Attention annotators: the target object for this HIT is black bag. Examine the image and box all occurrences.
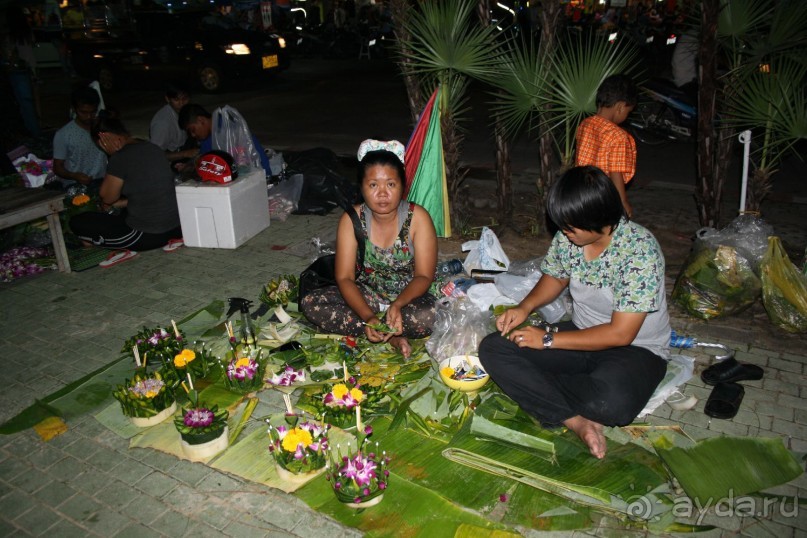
[298,206,365,303]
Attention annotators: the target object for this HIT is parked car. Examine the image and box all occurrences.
[68,7,289,93]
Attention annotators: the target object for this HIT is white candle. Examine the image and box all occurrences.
[133,344,141,367]
[186,373,194,391]
[171,320,180,338]
[343,361,348,382]
[356,406,362,431]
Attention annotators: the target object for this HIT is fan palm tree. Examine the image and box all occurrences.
[696,0,807,226]
[391,0,502,234]
[487,32,638,226]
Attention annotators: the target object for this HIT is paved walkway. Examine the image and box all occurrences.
[1,178,806,536]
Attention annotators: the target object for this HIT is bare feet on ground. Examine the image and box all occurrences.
[388,336,412,359]
[563,415,607,459]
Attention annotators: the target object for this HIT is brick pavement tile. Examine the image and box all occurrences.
[150,509,195,536]
[0,519,19,537]
[738,518,796,537]
[128,447,180,473]
[82,447,124,474]
[0,455,30,483]
[194,472,244,493]
[184,521,232,538]
[83,509,136,537]
[134,471,181,499]
[778,394,807,413]
[161,483,210,513]
[13,505,67,536]
[223,513,285,538]
[109,459,154,487]
[121,495,170,526]
[772,418,807,440]
[0,489,37,520]
[94,480,143,510]
[743,385,777,404]
[166,460,213,487]
[755,401,795,422]
[39,518,93,538]
[56,492,104,524]
[31,480,77,508]
[764,378,801,398]
[111,522,163,538]
[13,467,54,495]
[254,496,307,532]
[25,444,67,472]
[197,502,238,530]
[768,356,802,375]
[93,429,132,452]
[62,438,101,462]
[71,469,118,497]
[707,418,750,437]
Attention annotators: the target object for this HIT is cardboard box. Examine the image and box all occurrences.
[176,169,270,249]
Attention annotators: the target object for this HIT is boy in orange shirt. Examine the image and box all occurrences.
[575,74,638,217]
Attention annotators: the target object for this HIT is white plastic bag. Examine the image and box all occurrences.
[467,283,515,311]
[211,105,261,171]
[426,296,496,364]
[493,270,571,323]
[462,227,510,274]
[268,173,303,222]
[636,354,695,418]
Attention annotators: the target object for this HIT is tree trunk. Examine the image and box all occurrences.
[441,111,469,234]
[535,0,563,231]
[389,0,424,122]
[477,0,513,226]
[746,168,773,213]
[695,0,724,228]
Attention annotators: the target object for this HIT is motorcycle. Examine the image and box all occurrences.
[628,78,697,145]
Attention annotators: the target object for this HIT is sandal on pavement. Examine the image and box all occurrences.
[99,249,138,268]
[704,382,745,420]
[701,357,764,386]
[163,238,184,252]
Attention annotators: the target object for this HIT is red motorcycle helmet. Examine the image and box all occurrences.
[196,150,239,184]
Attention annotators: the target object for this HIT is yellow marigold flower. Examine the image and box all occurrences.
[235,357,252,369]
[331,383,349,400]
[281,427,313,452]
[440,367,454,378]
[72,193,90,206]
[173,349,196,368]
[144,390,158,398]
[349,387,364,402]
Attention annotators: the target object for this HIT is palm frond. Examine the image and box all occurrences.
[717,0,771,40]
[402,0,502,80]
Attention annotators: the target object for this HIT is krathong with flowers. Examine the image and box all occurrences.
[267,416,330,477]
[121,323,186,369]
[266,364,306,388]
[326,423,390,508]
[172,341,219,379]
[112,371,176,426]
[316,363,381,428]
[174,375,229,446]
[223,349,267,394]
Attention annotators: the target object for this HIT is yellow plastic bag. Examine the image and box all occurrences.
[760,236,807,333]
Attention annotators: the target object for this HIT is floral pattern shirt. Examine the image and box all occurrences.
[541,218,671,358]
[356,201,438,305]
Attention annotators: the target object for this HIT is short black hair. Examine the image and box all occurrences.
[596,74,638,108]
[177,103,211,129]
[165,81,190,99]
[90,116,129,142]
[546,165,625,232]
[357,150,406,186]
[72,86,101,108]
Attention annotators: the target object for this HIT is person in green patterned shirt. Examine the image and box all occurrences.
[479,166,670,459]
[300,139,438,358]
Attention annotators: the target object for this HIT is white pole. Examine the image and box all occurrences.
[738,130,752,213]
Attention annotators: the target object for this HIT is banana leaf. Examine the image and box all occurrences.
[652,434,803,502]
[442,397,672,520]
[177,299,226,340]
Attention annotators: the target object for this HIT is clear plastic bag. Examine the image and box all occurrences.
[425,296,496,366]
[760,236,807,333]
[267,173,303,222]
[210,105,261,171]
[637,354,695,418]
[493,265,571,323]
[671,214,769,319]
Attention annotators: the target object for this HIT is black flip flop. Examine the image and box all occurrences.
[700,358,764,386]
[704,382,745,419]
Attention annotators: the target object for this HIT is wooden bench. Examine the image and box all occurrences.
[0,187,71,273]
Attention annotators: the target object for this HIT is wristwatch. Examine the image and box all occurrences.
[542,332,554,349]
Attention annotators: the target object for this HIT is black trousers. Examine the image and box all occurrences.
[478,323,667,427]
[70,212,182,251]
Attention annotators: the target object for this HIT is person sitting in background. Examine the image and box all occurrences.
[177,103,271,176]
[300,139,439,358]
[149,82,198,170]
[70,116,182,252]
[574,74,638,217]
[52,86,107,188]
[479,166,670,460]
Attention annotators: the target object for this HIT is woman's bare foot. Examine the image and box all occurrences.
[388,336,412,359]
[563,415,607,459]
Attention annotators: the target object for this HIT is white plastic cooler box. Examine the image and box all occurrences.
[175,169,270,249]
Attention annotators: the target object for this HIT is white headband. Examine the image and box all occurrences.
[357,139,405,164]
